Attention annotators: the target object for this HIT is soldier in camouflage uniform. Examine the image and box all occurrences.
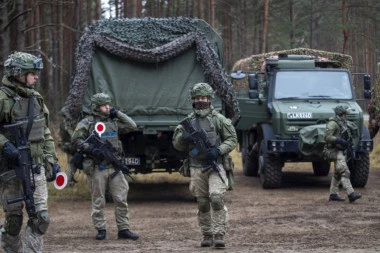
[324,105,362,203]
[0,52,60,252]
[71,93,139,241]
[172,83,237,248]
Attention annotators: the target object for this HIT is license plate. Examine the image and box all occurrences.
[125,157,140,165]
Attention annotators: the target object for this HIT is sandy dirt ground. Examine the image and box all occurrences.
[36,156,380,253]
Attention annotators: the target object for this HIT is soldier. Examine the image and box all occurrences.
[0,51,60,252]
[172,83,237,248]
[71,93,139,241]
[324,105,362,203]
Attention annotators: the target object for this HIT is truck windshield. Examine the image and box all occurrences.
[274,71,352,100]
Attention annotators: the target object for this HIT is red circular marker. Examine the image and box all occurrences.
[95,122,106,136]
[54,172,67,190]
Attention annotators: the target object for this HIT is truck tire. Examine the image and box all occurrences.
[259,141,282,189]
[312,161,330,176]
[242,148,259,177]
[349,152,370,188]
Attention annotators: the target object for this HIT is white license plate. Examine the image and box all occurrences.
[125,157,140,165]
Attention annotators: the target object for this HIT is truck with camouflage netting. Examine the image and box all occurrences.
[231,48,373,189]
[59,17,239,175]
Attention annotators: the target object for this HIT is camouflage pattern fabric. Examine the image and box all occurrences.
[60,17,240,144]
[232,48,353,89]
[190,167,228,235]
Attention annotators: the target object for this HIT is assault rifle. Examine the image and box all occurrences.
[180,118,225,184]
[4,122,36,219]
[85,131,133,180]
[345,137,356,169]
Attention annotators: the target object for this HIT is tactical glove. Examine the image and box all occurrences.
[110,108,119,119]
[46,163,61,182]
[3,141,20,165]
[182,132,194,142]
[336,137,349,148]
[206,148,220,161]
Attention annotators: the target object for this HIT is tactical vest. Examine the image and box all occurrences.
[88,115,121,152]
[331,116,351,150]
[0,86,45,142]
[188,112,221,166]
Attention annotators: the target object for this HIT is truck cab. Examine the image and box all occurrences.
[233,54,373,188]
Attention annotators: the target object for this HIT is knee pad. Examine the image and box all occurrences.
[342,169,351,178]
[4,214,23,236]
[29,210,50,235]
[210,193,224,211]
[197,197,210,213]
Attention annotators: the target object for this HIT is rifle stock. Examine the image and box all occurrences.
[4,122,36,218]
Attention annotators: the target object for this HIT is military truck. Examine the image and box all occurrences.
[231,48,373,189]
[59,17,239,174]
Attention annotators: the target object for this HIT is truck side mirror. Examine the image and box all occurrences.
[248,74,258,90]
[363,90,371,99]
[364,74,371,90]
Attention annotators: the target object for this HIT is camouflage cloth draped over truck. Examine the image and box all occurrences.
[368,62,380,138]
[60,17,239,174]
[231,48,372,189]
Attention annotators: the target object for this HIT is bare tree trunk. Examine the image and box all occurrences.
[95,0,101,19]
[198,0,204,20]
[209,0,215,27]
[262,0,269,53]
[342,0,348,53]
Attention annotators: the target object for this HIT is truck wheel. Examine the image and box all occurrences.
[312,161,330,176]
[349,152,370,188]
[259,140,282,189]
[242,148,259,177]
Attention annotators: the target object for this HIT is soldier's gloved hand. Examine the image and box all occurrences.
[47,163,61,182]
[182,132,194,142]
[3,141,20,165]
[109,108,119,119]
[91,148,105,161]
[206,148,220,161]
[336,137,349,148]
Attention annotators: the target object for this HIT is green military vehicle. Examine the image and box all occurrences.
[59,17,239,174]
[231,49,373,189]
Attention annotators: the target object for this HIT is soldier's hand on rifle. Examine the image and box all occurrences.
[3,141,20,165]
[182,131,194,142]
[206,148,220,161]
[110,108,119,119]
[336,137,349,148]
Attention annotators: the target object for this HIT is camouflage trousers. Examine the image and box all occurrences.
[326,149,355,195]
[87,166,130,231]
[0,166,48,253]
[189,164,228,236]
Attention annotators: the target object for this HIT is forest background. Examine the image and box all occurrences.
[0,0,379,126]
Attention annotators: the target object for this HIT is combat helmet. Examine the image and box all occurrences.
[4,51,43,77]
[334,105,349,115]
[190,83,214,99]
[91,93,111,108]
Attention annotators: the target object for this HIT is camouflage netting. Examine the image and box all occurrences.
[368,62,380,138]
[231,48,353,88]
[60,17,239,145]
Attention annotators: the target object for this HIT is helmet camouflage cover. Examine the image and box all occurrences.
[190,82,214,99]
[334,105,348,115]
[4,51,43,77]
[91,93,111,107]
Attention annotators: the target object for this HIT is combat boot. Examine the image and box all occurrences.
[96,229,106,240]
[329,194,345,201]
[118,229,139,240]
[214,234,225,248]
[348,192,361,203]
[201,235,213,247]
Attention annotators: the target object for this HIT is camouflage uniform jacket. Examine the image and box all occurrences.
[0,76,57,171]
[172,106,237,164]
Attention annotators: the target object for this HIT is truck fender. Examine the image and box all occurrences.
[260,123,275,153]
[361,124,371,140]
